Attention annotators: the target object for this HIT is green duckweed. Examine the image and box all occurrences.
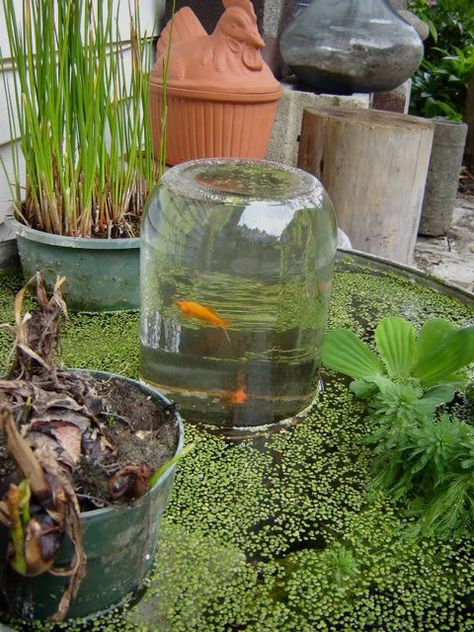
[0,259,473,631]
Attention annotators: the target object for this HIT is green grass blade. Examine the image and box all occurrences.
[148,442,195,488]
[2,0,159,237]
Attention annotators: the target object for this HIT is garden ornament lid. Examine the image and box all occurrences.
[150,0,282,100]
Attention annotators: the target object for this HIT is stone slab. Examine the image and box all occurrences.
[266,84,370,166]
[414,195,474,293]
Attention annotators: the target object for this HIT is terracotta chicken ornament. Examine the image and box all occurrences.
[156,0,271,87]
[149,0,282,163]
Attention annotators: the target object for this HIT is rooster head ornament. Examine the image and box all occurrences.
[154,0,278,90]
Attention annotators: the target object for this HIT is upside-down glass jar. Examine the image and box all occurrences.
[140,159,337,431]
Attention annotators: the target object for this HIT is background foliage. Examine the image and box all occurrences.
[408,0,474,121]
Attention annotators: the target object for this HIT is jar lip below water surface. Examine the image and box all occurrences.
[160,158,324,204]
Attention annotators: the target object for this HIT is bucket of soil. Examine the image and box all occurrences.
[0,276,185,623]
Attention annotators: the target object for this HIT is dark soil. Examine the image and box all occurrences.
[0,371,180,512]
[459,167,474,197]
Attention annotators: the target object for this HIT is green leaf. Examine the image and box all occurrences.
[374,317,416,377]
[412,319,454,378]
[148,442,195,488]
[422,384,457,407]
[321,329,383,379]
[349,378,378,399]
[412,324,474,387]
[413,319,454,361]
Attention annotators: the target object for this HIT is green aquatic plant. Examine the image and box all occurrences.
[1,265,474,630]
[322,316,474,538]
[321,316,474,406]
[369,413,474,539]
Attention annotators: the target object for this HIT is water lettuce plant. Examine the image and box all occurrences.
[322,316,474,537]
[321,316,474,405]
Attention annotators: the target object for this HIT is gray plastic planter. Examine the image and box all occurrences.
[14,221,140,312]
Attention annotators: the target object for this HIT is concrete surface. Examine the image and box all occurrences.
[414,191,474,293]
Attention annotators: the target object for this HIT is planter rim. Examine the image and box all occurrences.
[429,117,469,127]
[13,219,140,250]
[68,368,184,521]
[150,79,282,103]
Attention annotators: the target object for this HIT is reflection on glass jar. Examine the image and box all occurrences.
[140,159,337,429]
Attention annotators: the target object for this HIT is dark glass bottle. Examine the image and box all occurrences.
[279,0,424,94]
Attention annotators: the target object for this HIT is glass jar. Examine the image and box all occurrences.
[279,0,424,94]
[140,159,337,430]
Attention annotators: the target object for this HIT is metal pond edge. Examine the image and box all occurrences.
[337,247,474,307]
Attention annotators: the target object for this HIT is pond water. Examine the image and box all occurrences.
[0,255,473,631]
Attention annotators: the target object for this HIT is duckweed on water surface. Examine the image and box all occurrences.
[0,259,473,631]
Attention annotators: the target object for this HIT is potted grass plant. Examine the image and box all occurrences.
[1,0,166,311]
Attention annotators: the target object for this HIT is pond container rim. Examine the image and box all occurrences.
[337,247,474,307]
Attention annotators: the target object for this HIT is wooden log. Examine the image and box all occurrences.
[298,106,434,263]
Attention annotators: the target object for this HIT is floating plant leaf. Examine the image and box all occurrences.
[422,384,457,406]
[349,378,378,399]
[412,324,474,387]
[374,317,415,378]
[321,329,383,379]
[413,319,455,364]
[324,317,474,395]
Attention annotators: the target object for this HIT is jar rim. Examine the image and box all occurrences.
[160,158,323,203]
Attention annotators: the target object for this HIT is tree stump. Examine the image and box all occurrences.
[298,107,434,263]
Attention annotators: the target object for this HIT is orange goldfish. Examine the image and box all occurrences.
[225,386,247,405]
[225,368,247,405]
[175,300,230,341]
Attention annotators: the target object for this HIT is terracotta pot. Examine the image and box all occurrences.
[149,0,282,165]
[149,85,280,165]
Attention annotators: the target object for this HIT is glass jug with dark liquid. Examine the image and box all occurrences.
[279,0,424,94]
[140,159,337,430]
